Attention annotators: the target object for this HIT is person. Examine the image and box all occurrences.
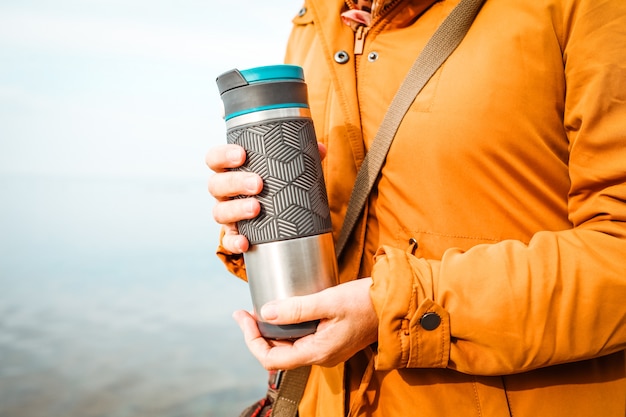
[206,0,626,415]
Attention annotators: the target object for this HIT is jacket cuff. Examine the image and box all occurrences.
[370,245,450,370]
[216,227,248,281]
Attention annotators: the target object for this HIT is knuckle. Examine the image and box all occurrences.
[291,300,304,323]
[208,172,248,199]
[212,171,259,198]
[316,352,332,366]
[207,174,221,198]
[226,172,241,193]
[212,203,224,223]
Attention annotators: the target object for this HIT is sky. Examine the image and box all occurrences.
[0,5,298,411]
[0,0,297,179]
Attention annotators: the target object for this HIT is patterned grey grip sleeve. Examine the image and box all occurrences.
[226,118,333,245]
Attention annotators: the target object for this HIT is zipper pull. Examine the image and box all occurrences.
[354,25,370,55]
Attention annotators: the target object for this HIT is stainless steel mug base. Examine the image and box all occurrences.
[257,320,320,340]
[244,232,338,339]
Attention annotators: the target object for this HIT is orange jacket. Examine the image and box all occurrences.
[218,0,626,415]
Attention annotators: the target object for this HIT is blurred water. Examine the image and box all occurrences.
[0,173,267,417]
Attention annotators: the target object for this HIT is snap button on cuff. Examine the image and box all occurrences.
[334,50,350,64]
[298,7,307,17]
[420,312,441,331]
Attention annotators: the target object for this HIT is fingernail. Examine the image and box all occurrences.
[261,303,278,321]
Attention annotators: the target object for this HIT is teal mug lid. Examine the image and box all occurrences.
[239,65,304,83]
[216,64,308,121]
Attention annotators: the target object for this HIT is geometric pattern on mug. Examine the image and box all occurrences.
[227,119,332,244]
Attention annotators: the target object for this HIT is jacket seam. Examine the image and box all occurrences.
[502,376,515,417]
[405,270,417,367]
[400,315,408,367]
[440,310,446,366]
[471,378,483,417]
[399,227,503,243]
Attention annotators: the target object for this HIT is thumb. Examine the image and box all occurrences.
[260,292,327,325]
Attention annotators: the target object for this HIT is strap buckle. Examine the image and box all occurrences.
[268,369,284,391]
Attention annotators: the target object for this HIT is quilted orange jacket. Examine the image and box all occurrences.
[217,0,626,415]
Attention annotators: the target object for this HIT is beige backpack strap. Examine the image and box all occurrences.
[270,367,311,417]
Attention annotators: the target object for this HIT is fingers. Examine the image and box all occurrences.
[317,142,327,161]
[206,144,261,199]
[260,279,375,328]
[212,197,260,224]
[206,143,326,170]
[208,171,263,201]
[232,310,317,370]
[205,144,246,172]
[232,310,273,360]
[221,224,250,254]
[232,310,296,370]
[206,142,327,256]
[233,279,378,370]
[260,290,332,325]
[206,144,262,232]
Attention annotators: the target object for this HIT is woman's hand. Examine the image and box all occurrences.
[205,144,263,254]
[233,278,379,370]
[205,142,327,254]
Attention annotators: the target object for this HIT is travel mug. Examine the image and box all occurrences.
[216,64,338,339]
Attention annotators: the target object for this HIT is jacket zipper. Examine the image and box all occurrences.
[350,0,403,55]
[354,25,370,55]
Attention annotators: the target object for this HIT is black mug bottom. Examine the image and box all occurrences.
[257,320,319,340]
